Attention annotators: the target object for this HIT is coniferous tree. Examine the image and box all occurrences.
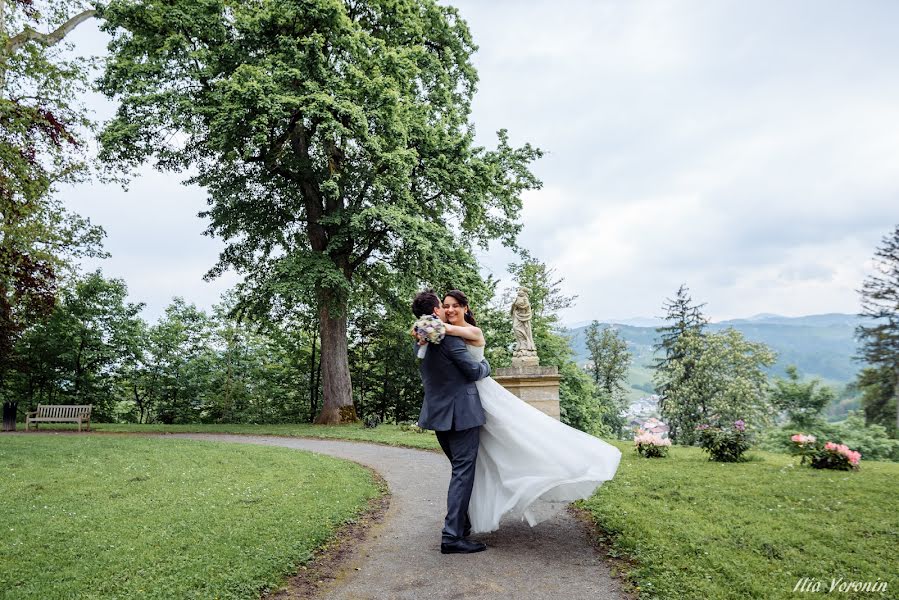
[651,284,708,442]
[856,224,899,436]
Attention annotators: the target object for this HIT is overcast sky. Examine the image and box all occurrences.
[59,0,899,325]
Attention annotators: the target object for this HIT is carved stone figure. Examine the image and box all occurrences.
[511,287,539,366]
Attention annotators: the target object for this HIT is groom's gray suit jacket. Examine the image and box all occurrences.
[417,335,490,431]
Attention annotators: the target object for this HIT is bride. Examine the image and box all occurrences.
[440,290,623,534]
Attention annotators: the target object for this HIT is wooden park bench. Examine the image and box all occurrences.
[25,405,93,432]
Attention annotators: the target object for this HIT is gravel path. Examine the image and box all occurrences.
[169,433,626,600]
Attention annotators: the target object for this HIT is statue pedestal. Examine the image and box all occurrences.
[493,365,561,420]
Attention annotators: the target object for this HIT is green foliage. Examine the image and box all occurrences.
[0,434,380,599]
[654,327,776,444]
[856,224,899,435]
[653,283,708,374]
[695,421,752,462]
[0,0,105,387]
[96,0,543,419]
[757,412,899,461]
[652,284,709,443]
[4,270,143,420]
[854,365,897,436]
[559,360,609,437]
[770,365,835,430]
[584,322,631,436]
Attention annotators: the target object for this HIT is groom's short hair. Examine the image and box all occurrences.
[412,290,441,317]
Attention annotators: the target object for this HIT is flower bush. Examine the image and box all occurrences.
[790,432,861,470]
[634,429,671,458]
[696,419,752,462]
[789,433,818,465]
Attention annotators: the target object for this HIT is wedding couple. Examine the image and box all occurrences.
[411,289,622,555]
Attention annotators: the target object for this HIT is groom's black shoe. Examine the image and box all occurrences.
[441,539,487,554]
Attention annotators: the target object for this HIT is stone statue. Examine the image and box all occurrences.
[511,287,539,366]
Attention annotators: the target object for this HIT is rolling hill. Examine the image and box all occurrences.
[566,313,866,402]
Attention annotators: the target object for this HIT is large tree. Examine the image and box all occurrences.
[1,0,104,419]
[655,328,776,444]
[856,224,899,435]
[96,0,541,423]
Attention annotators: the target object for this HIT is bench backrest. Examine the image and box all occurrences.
[36,405,92,418]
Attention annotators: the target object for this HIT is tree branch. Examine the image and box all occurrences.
[7,9,97,53]
[350,229,389,270]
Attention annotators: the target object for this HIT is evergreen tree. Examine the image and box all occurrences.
[856,224,899,436]
[852,367,896,437]
[653,283,708,369]
[652,284,708,442]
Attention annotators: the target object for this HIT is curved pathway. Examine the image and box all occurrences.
[169,434,625,600]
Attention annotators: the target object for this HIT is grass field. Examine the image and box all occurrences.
[583,442,898,599]
[0,434,381,599]
[6,425,897,599]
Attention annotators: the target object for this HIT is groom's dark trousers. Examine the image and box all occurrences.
[416,334,490,543]
[435,425,480,542]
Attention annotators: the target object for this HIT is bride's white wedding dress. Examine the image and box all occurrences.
[466,344,623,534]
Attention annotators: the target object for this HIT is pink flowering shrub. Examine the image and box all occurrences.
[634,429,671,458]
[789,433,861,471]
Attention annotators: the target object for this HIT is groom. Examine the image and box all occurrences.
[412,290,491,554]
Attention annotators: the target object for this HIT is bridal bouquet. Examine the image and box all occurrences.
[410,315,446,358]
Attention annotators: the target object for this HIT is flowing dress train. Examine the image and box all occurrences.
[467,344,622,533]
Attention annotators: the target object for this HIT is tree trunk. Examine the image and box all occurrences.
[2,401,16,432]
[307,327,318,422]
[313,291,356,424]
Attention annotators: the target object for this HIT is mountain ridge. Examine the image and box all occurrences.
[564,313,865,397]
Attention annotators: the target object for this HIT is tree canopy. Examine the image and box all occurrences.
[96,0,542,422]
[1,0,104,393]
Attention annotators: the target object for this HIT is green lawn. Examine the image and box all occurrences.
[26,421,443,451]
[583,442,898,599]
[0,435,381,599]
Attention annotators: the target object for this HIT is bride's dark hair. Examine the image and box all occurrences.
[444,289,477,326]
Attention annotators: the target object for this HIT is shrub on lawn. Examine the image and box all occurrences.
[759,412,899,461]
[790,433,861,471]
[696,419,751,462]
[634,429,671,458]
